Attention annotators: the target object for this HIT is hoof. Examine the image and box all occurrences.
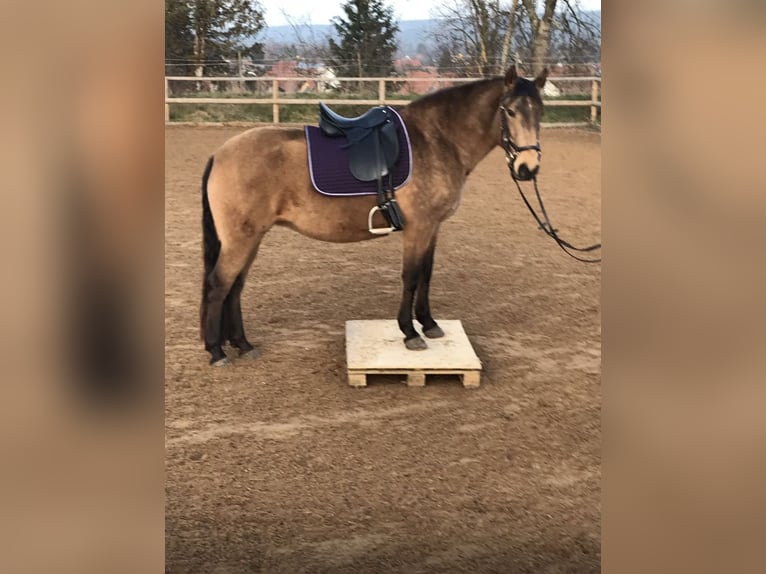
[239,348,261,361]
[423,325,445,339]
[404,336,428,351]
[211,356,231,367]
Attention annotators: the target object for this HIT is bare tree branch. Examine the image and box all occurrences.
[520,0,539,29]
[432,0,599,76]
[280,11,332,61]
[500,0,520,70]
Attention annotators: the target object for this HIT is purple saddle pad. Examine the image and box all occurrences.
[304,107,412,197]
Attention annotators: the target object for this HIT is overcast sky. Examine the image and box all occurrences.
[261,0,601,27]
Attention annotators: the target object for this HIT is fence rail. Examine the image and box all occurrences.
[165,76,601,126]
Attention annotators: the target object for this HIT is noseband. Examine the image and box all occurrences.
[499,106,602,264]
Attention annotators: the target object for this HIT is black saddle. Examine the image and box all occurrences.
[319,102,400,182]
[319,103,390,131]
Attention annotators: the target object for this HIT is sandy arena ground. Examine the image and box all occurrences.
[165,125,601,573]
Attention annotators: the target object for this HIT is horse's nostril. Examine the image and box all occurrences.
[530,165,539,176]
[518,164,530,178]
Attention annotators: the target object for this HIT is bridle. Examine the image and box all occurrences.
[499,105,602,264]
[499,108,542,166]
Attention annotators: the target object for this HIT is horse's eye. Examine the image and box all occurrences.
[505,108,516,118]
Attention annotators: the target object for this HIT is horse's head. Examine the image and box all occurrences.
[499,65,548,181]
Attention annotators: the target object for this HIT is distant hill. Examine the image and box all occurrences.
[262,14,599,60]
[262,24,332,48]
[393,20,441,57]
[263,20,438,57]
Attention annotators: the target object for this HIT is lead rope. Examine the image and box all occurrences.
[513,177,602,263]
[500,112,602,263]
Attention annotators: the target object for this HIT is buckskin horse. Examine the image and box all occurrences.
[200,65,548,365]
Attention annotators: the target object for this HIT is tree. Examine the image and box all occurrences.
[515,1,600,73]
[520,0,556,74]
[432,0,599,76]
[433,0,519,76]
[164,0,266,77]
[328,0,400,78]
[278,13,333,63]
[166,0,195,76]
[549,4,600,68]
[434,40,474,76]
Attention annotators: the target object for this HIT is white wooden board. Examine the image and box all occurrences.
[345,320,482,387]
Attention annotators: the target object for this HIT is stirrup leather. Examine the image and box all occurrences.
[369,171,405,235]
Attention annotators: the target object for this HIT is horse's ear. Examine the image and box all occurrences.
[504,65,518,86]
[535,68,549,90]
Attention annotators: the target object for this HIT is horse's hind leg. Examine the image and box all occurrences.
[222,250,260,358]
[221,272,254,355]
[204,246,254,365]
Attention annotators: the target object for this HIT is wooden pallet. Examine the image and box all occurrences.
[345,320,482,388]
[347,369,480,388]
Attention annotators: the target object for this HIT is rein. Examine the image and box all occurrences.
[500,110,602,264]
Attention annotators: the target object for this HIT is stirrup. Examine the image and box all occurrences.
[368,205,396,235]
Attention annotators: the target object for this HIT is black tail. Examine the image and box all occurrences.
[200,156,220,339]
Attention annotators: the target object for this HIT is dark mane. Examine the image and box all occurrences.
[405,77,504,113]
[404,75,541,116]
[507,77,543,105]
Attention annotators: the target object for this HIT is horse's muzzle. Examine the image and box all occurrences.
[515,163,539,181]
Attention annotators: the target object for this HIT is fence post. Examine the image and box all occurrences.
[165,77,169,122]
[378,79,385,105]
[591,79,599,124]
[272,79,279,124]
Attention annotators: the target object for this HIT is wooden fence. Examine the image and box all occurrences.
[165,76,601,126]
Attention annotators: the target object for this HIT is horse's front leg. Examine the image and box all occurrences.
[398,227,437,350]
[415,237,444,339]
